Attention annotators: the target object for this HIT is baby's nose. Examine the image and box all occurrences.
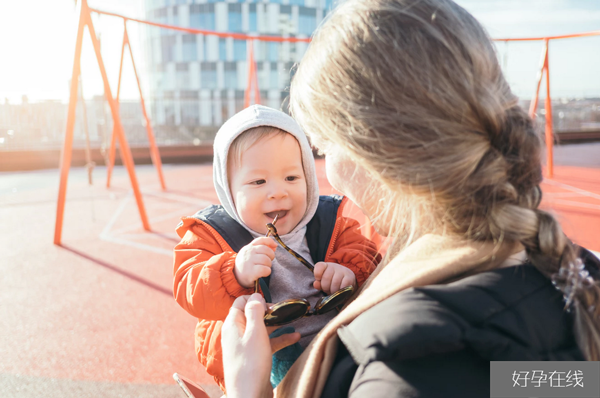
[268,183,288,199]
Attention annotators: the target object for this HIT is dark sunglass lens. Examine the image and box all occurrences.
[315,287,354,314]
[264,302,309,326]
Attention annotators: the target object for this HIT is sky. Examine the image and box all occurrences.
[0,0,598,104]
[0,0,145,104]
[455,0,600,99]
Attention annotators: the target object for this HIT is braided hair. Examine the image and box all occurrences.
[290,0,600,359]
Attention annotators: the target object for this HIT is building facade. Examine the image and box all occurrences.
[143,0,332,134]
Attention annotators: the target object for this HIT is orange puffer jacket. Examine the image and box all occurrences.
[173,197,381,391]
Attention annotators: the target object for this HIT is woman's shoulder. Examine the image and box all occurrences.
[338,263,583,367]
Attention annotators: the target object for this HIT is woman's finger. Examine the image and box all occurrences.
[222,295,273,398]
[223,296,251,339]
[270,332,301,354]
[223,308,247,338]
[229,295,253,336]
[266,325,281,335]
[243,293,267,337]
[230,295,251,312]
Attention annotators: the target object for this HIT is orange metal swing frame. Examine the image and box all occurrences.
[496,30,600,178]
[54,0,600,245]
[54,0,310,245]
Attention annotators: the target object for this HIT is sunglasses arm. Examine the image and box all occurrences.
[266,223,314,272]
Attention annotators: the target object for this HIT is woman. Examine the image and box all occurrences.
[221,0,600,397]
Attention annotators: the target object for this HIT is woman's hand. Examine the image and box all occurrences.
[222,294,300,398]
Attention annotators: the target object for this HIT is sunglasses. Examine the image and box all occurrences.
[255,216,355,327]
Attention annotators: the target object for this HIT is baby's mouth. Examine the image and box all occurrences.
[265,210,288,220]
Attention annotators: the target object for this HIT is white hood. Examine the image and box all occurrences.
[212,104,319,236]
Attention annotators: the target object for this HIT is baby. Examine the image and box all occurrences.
[173,105,380,392]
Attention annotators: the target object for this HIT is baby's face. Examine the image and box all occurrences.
[230,133,307,235]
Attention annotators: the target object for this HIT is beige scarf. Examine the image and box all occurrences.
[275,234,521,398]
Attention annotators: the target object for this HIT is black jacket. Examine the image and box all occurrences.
[321,250,600,398]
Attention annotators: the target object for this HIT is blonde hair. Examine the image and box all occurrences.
[290,0,600,359]
[227,126,289,174]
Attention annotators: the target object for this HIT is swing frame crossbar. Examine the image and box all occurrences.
[54,0,600,245]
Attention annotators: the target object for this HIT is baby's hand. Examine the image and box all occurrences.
[234,237,277,289]
[313,262,357,295]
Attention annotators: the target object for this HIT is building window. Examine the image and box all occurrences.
[281,90,290,111]
[270,62,279,89]
[249,4,257,33]
[181,105,199,126]
[181,91,199,126]
[280,4,292,34]
[201,62,217,89]
[190,4,215,31]
[221,100,229,124]
[289,0,304,5]
[284,61,295,87]
[163,92,176,126]
[257,61,266,89]
[298,7,316,36]
[155,8,169,36]
[224,62,237,90]
[233,40,246,62]
[235,90,245,112]
[268,42,279,62]
[202,35,208,61]
[155,7,167,21]
[161,35,176,63]
[325,0,334,12]
[176,63,190,88]
[228,4,243,33]
[146,0,159,11]
[289,40,296,61]
[172,6,179,26]
[260,90,268,103]
[182,35,197,61]
[181,90,198,99]
[219,38,227,61]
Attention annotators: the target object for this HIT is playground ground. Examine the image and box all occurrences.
[1,143,599,397]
